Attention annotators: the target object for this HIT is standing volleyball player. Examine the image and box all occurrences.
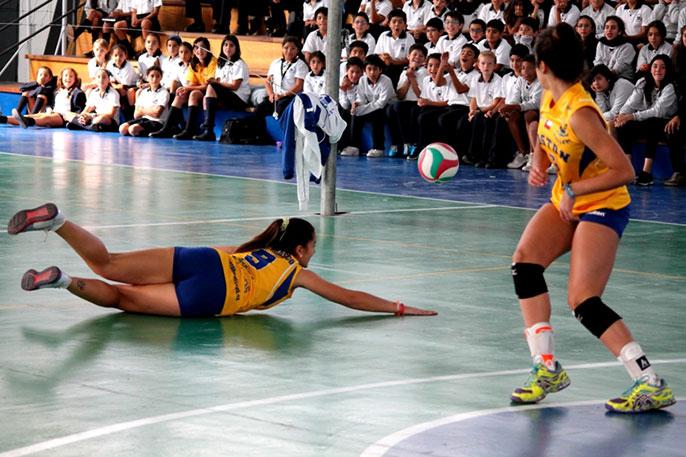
[509,23,675,413]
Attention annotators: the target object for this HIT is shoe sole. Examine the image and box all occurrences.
[605,396,676,413]
[7,203,58,235]
[21,266,61,291]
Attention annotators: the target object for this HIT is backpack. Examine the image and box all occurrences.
[219,117,272,145]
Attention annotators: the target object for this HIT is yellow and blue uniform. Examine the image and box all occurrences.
[538,82,631,236]
[172,247,302,317]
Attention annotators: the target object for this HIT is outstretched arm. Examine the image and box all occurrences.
[294,269,437,315]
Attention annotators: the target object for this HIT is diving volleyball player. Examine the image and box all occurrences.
[509,23,675,413]
[8,204,436,318]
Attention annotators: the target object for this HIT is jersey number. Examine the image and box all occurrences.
[245,249,276,270]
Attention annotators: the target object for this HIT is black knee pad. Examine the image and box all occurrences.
[511,263,548,299]
[573,296,621,338]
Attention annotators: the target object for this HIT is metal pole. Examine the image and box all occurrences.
[321,0,343,216]
[61,0,68,55]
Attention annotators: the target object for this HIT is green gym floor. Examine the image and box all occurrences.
[0,130,684,457]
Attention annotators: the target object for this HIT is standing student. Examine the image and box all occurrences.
[341,54,397,158]
[509,24,674,413]
[375,9,415,87]
[8,205,437,318]
[66,68,121,132]
[195,35,251,142]
[119,66,169,137]
[4,68,86,129]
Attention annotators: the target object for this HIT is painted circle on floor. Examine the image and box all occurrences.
[362,400,685,457]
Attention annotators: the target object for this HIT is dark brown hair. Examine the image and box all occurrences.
[534,23,585,82]
[235,218,315,255]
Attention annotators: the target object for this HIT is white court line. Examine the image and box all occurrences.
[359,396,686,457]
[1,358,684,457]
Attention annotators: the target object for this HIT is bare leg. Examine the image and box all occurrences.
[642,157,654,174]
[513,203,575,326]
[567,221,633,356]
[67,277,181,315]
[55,221,174,284]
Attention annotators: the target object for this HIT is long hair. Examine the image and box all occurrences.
[218,34,241,68]
[534,23,585,83]
[504,0,532,28]
[191,37,212,71]
[57,67,81,95]
[590,64,618,93]
[235,218,315,256]
[643,54,674,103]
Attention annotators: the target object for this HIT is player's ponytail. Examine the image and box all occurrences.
[235,218,315,255]
[534,23,585,83]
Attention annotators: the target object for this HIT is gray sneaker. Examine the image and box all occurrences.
[340,146,360,156]
[366,149,384,158]
[547,163,557,174]
[508,153,528,169]
[521,154,534,172]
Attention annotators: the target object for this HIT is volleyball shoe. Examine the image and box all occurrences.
[511,361,571,404]
[7,203,65,235]
[605,375,676,413]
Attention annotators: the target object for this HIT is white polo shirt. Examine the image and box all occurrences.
[304,71,327,95]
[53,89,73,115]
[135,85,169,120]
[86,86,121,122]
[88,57,108,79]
[106,59,138,86]
[437,33,468,66]
[500,71,519,101]
[214,58,251,103]
[128,0,162,15]
[424,6,447,24]
[160,54,181,89]
[421,75,453,102]
[616,3,653,36]
[477,39,512,69]
[137,52,160,82]
[345,32,376,56]
[173,62,192,87]
[402,0,433,30]
[397,65,429,101]
[303,31,328,54]
[268,58,309,95]
[359,0,393,19]
[581,3,616,38]
[547,4,581,28]
[447,68,478,106]
[477,4,505,24]
[304,0,328,22]
[375,31,416,60]
[468,72,503,108]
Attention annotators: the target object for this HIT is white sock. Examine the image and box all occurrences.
[53,271,72,289]
[525,322,556,370]
[618,341,658,383]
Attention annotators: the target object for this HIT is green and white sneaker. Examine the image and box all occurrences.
[511,362,571,404]
[605,376,676,413]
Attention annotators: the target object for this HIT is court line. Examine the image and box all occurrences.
[359,396,686,457]
[1,358,684,457]
[2,151,685,227]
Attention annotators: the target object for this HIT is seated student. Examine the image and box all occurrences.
[345,13,377,57]
[497,44,528,162]
[402,0,432,41]
[167,41,193,99]
[547,0,580,28]
[425,0,449,25]
[375,9,415,88]
[71,0,117,47]
[386,44,429,157]
[500,44,528,107]
[160,35,182,94]
[580,0,615,39]
[304,51,327,95]
[113,0,162,56]
[340,54,397,157]
[452,0,482,35]
[254,36,308,122]
[615,0,652,44]
[590,64,634,123]
[15,66,56,116]
[136,32,162,89]
[575,15,598,70]
[515,16,538,53]
[467,18,486,46]
[66,68,121,132]
[436,11,467,67]
[303,0,328,40]
[594,16,636,81]
[614,55,678,186]
[359,0,394,37]
[194,35,251,142]
[654,0,680,43]
[530,0,547,29]
[477,19,511,73]
[478,0,506,24]
[423,17,443,54]
[338,57,365,149]
[464,50,505,167]
[503,0,532,39]
[437,43,479,152]
[340,40,369,77]
[119,66,168,137]
[3,67,86,129]
[84,39,110,93]
[105,44,138,119]
[412,52,455,157]
[498,54,543,170]
[636,21,673,79]
[303,7,328,63]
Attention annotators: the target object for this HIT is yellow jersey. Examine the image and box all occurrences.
[214,248,302,316]
[186,56,218,86]
[538,82,631,214]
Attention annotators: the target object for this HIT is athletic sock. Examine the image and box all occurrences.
[24,117,36,127]
[31,97,45,114]
[16,95,29,114]
[204,97,217,129]
[618,341,658,383]
[54,271,73,289]
[525,322,556,370]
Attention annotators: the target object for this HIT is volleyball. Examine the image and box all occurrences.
[417,143,459,183]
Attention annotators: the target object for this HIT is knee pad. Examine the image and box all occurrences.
[511,263,548,299]
[572,296,621,338]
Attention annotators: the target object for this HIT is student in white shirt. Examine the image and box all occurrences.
[66,68,121,132]
[467,18,486,45]
[105,44,138,118]
[340,40,369,77]
[120,66,169,136]
[423,17,444,54]
[303,0,328,38]
[338,57,365,149]
[386,44,428,157]
[160,35,182,92]
[304,51,327,95]
[478,0,506,24]
[594,16,636,81]
[303,7,328,62]
[345,13,376,56]
[359,0,393,34]
[437,11,468,66]
[580,0,615,38]
[514,16,538,53]
[615,0,652,43]
[590,64,635,122]
[402,0,432,40]
[425,0,449,25]
[341,54,397,157]
[547,0,581,28]
[137,32,162,86]
[375,9,415,88]
[477,19,512,73]
[84,38,110,93]
[652,0,680,42]
[636,21,674,78]
[170,41,194,96]
[113,0,162,55]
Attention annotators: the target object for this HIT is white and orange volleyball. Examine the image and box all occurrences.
[417,143,459,183]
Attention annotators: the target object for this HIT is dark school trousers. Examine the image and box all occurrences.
[617,117,669,160]
[386,100,418,147]
[416,105,449,150]
[351,108,386,150]
[467,112,509,166]
[437,104,470,152]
